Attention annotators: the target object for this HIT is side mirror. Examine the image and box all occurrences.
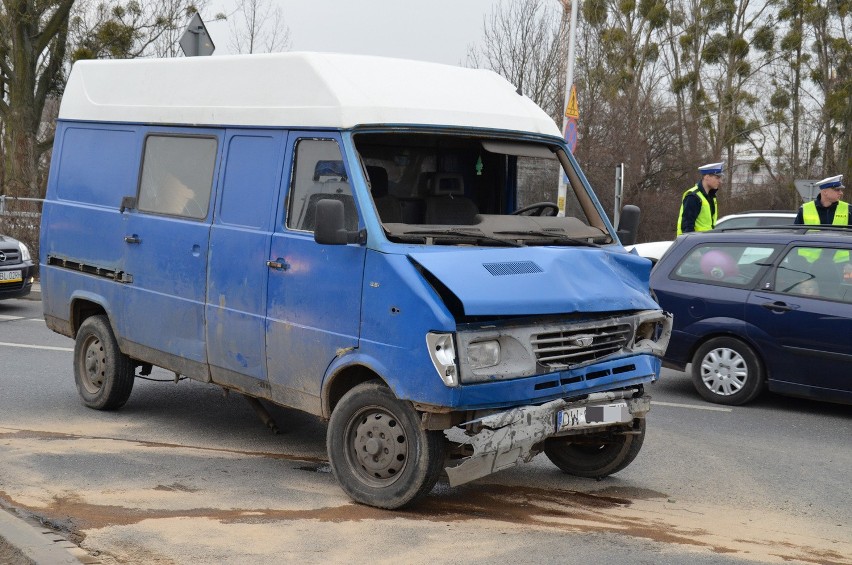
[120,196,137,213]
[314,199,364,245]
[616,204,640,245]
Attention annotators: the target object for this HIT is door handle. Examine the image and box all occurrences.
[266,259,290,271]
[761,301,797,312]
[124,235,141,244]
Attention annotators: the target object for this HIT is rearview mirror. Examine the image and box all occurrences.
[314,199,364,245]
[617,205,640,246]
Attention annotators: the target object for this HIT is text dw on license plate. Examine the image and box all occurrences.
[556,402,629,432]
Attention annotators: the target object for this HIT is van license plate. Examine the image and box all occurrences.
[556,402,629,432]
[0,270,22,283]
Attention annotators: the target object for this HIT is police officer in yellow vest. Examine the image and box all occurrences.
[793,174,849,226]
[676,162,723,236]
[794,174,849,264]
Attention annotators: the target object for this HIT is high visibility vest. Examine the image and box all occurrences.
[676,185,717,236]
[799,200,849,262]
[801,200,849,225]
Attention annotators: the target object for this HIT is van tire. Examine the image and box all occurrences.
[327,381,446,509]
[544,418,645,478]
[691,337,764,405]
[74,315,135,410]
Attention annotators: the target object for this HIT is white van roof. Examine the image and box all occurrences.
[59,52,561,137]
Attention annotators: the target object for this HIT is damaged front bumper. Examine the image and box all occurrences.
[445,389,650,487]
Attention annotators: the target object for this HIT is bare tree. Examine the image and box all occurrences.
[807,0,852,180]
[467,0,847,241]
[228,0,291,55]
[467,0,564,123]
[69,0,211,60]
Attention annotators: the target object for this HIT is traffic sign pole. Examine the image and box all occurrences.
[556,0,580,216]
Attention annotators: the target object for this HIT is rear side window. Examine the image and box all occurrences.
[673,244,777,287]
[775,247,852,302]
[138,135,217,219]
[286,139,357,232]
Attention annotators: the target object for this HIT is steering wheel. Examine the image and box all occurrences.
[512,202,559,216]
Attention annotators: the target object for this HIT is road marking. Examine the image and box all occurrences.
[0,315,43,322]
[652,400,732,412]
[0,341,73,352]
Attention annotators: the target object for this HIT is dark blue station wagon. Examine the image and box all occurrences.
[650,227,852,405]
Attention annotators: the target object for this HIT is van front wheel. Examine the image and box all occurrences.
[327,381,446,509]
[74,315,135,410]
[544,419,646,478]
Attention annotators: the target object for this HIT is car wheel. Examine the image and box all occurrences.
[73,315,135,410]
[327,381,446,509]
[691,337,764,405]
[543,419,645,478]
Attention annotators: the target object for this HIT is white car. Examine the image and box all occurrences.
[625,240,673,264]
[715,210,796,229]
[626,210,797,264]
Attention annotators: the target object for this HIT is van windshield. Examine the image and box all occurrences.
[353,131,612,247]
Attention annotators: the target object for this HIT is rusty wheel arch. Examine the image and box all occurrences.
[70,299,108,337]
[322,364,388,419]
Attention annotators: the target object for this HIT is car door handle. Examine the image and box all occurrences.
[761,301,798,312]
[266,260,290,271]
[124,235,141,244]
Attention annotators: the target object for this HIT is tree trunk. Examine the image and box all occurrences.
[1,0,72,199]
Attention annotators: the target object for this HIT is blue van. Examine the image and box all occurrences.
[40,53,671,509]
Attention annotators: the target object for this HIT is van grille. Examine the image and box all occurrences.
[531,323,632,368]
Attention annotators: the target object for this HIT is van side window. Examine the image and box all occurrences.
[138,135,217,219]
[286,139,357,231]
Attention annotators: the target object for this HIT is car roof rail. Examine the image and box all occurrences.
[713,225,852,234]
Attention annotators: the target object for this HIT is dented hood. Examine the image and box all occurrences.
[408,246,657,316]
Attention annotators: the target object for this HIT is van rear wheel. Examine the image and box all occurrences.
[544,419,645,478]
[74,315,135,410]
[327,381,446,509]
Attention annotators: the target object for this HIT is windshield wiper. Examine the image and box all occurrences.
[494,230,603,248]
[400,229,524,247]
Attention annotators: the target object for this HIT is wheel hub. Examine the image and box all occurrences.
[702,348,746,395]
[352,412,407,481]
[83,339,105,390]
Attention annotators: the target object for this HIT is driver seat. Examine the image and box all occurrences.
[423,173,478,225]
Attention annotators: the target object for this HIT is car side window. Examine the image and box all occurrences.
[774,247,851,301]
[286,139,358,232]
[138,135,217,219]
[674,244,777,287]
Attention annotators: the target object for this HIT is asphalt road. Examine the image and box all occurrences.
[1,296,850,565]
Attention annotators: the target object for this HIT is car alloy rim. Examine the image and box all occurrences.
[699,347,748,396]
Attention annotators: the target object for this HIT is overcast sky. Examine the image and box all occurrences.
[203,0,503,65]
